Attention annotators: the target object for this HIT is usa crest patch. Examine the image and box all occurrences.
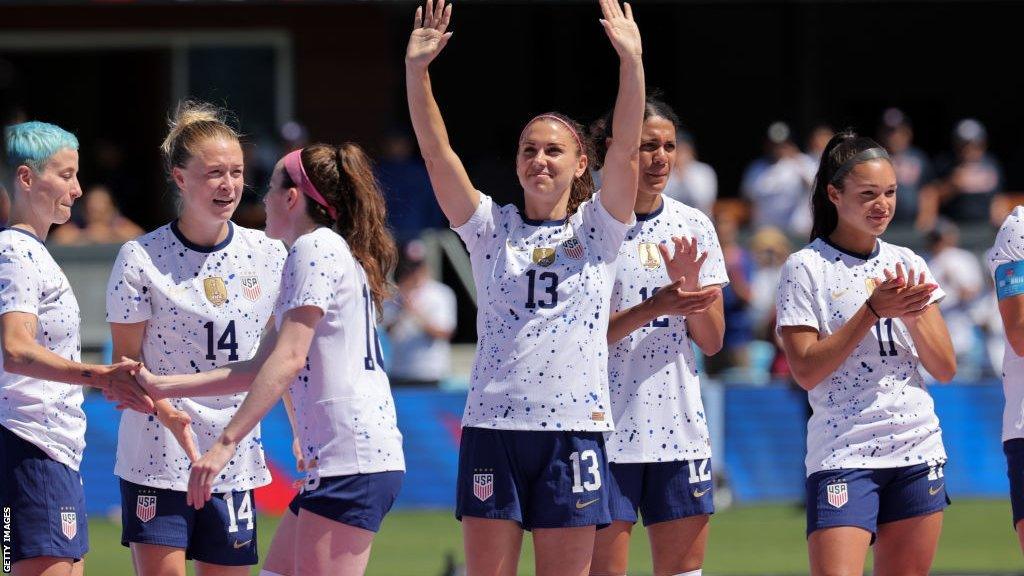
[826,482,848,509]
[240,275,261,302]
[562,238,585,260]
[473,472,494,502]
[60,509,77,540]
[136,494,157,523]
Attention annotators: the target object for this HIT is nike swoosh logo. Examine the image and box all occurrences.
[929,484,944,496]
[575,498,600,509]
[831,289,849,300]
[692,487,711,497]
[233,539,252,549]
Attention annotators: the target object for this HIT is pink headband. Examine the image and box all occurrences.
[519,114,583,152]
[283,149,338,221]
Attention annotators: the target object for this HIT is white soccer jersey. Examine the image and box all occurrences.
[776,238,947,476]
[988,206,1024,442]
[106,221,286,492]
[275,227,404,477]
[0,228,85,470]
[606,198,729,463]
[454,191,633,431]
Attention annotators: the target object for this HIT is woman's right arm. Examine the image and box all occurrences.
[405,0,479,227]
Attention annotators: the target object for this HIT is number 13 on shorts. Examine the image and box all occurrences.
[570,449,603,493]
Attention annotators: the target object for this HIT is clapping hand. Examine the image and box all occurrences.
[868,263,937,320]
[658,236,707,291]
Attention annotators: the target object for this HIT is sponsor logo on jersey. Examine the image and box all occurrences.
[590,411,605,422]
[692,486,712,498]
[532,247,556,267]
[830,289,849,300]
[638,242,662,269]
[562,237,585,260]
[60,509,77,540]
[826,482,848,509]
[928,483,945,496]
[233,539,252,549]
[203,276,228,307]
[864,278,878,295]
[240,275,261,302]
[575,498,599,509]
[136,494,157,523]
[473,471,494,502]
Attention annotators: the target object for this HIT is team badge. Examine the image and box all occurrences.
[562,237,585,260]
[864,278,878,295]
[473,471,494,502]
[532,247,556,267]
[638,242,662,269]
[203,276,227,307]
[136,494,157,523]
[240,275,261,302]
[826,482,848,509]
[60,509,77,540]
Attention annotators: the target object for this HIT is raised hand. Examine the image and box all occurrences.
[658,236,708,291]
[599,0,642,60]
[406,0,453,70]
[868,263,937,319]
[96,360,154,414]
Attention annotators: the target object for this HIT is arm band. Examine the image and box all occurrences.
[996,260,1024,301]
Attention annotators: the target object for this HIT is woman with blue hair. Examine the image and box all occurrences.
[0,121,152,576]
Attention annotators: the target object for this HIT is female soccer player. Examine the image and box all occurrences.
[136,142,403,576]
[405,1,644,574]
[776,131,955,576]
[0,121,151,576]
[589,99,727,576]
[988,206,1024,554]
[105,101,287,576]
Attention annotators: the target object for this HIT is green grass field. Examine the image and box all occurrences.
[82,500,1022,575]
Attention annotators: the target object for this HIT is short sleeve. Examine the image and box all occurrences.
[989,211,1024,276]
[577,190,634,261]
[452,193,500,254]
[695,212,729,288]
[776,254,820,333]
[0,249,41,316]
[105,242,152,324]
[274,238,341,321]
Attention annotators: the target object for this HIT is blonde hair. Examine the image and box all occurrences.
[160,100,240,176]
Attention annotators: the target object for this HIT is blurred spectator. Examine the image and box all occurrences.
[382,240,457,387]
[705,205,753,377]
[51,184,143,245]
[90,137,143,223]
[877,108,934,226]
[741,121,816,235]
[748,226,792,336]
[926,219,986,378]
[920,118,1003,229]
[661,129,717,216]
[805,123,834,163]
[377,130,445,243]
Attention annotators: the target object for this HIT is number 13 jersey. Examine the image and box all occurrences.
[776,237,947,476]
[106,221,286,492]
[454,192,632,432]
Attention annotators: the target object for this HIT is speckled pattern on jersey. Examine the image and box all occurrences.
[0,228,85,470]
[275,227,404,477]
[988,206,1024,441]
[106,221,286,492]
[606,198,729,463]
[454,192,632,432]
[776,237,947,476]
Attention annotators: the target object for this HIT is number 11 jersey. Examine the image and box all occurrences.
[106,221,286,493]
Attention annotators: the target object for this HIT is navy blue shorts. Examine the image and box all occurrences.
[456,427,612,530]
[605,459,715,527]
[1004,439,1024,527]
[288,470,403,533]
[119,479,258,566]
[806,462,950,540]
[0,424,88,563]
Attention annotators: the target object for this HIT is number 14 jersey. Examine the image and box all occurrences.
[106,221,286,493]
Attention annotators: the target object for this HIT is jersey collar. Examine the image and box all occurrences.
[171,220,234,253]
[634,200,665,222]
[821,236,880,261]
[0,226,44,244]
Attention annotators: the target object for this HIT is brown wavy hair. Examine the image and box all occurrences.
[519,112,595,217]
[282,143,397,315]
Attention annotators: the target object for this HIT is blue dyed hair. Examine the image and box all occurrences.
[4,121,79,174]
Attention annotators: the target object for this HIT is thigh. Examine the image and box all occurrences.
[873,511,943,576]
[807,527,871,576]
[647,515,710,576]
[262,509,299,576]
[462,517,523,576]
[187,490,258,567]
[11,557,74,576]
[533,525,596,576]
[129,543,186,576]
[590,521,633,576]
[294,509,376,576]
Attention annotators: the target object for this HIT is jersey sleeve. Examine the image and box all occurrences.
[695,212,729,288]
[776,253,820,332]
[577,190,634,261]
[989,212,1024,276]
[452,193,500,255]
[0,247,42,316]
[105,242,153,324]
[274,238,342,319]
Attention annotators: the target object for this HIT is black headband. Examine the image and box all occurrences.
[829,147,892,185]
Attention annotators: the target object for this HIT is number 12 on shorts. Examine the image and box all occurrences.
[569,449,602,493]
[224,491,254,533]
